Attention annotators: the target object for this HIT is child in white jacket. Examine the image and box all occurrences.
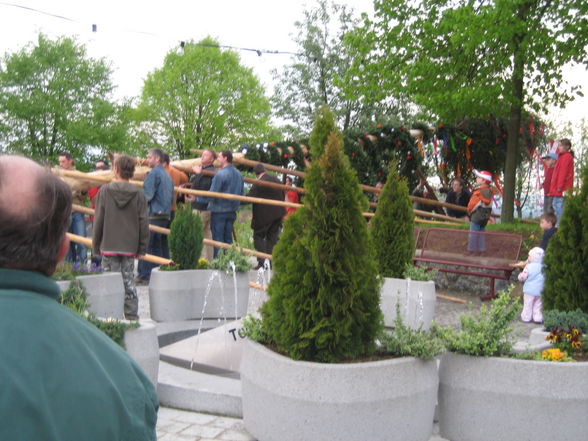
[517,247,545,323]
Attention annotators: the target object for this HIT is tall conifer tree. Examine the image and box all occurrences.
[262,113,382,362]
[370,161,414,278]
[543,163,588,312]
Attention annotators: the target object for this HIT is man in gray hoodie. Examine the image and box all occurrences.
[93,155,150,320]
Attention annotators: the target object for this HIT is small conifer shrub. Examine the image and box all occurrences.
[542,162,588,313]
[168,204,203,270]
[370,161,415,278]
[261,115,383,363]
[308,106,338,159]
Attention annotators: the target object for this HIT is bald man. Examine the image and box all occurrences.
[0,155,158,441]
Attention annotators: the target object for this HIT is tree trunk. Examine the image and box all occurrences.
[502,2,531,223]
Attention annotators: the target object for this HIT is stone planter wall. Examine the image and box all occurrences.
[55,273,125,319]
[438,352,588,441]
[124,320,159,386]
[241,340,439,441]
[149,268,250,322]
[380,278,436,330]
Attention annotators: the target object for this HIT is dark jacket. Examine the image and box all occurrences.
[0,268,158,441]
[190,165,215,211]
[248,173,286,230]
[92,181,150,256]
[444,189,471,217]
[540,227,558,250]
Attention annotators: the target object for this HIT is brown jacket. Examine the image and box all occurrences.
[92,181,150,256]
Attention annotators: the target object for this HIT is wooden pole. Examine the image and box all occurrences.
[67,233,172,265]
[436,294,468,304]
[62,168,469,224]
[199,169,306,195]
[415,219,462,227]
[71,205,272,260]
[413,209,468,223]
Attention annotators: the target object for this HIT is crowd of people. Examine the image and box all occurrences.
[57,148,300,320]
[39,137,581,326]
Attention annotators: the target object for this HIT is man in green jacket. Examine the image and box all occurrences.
[0,155,158,441]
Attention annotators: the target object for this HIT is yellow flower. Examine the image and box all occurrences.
[542,348,565,361]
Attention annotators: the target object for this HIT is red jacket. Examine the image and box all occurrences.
[542,166,554,193]
[548,151,574,197]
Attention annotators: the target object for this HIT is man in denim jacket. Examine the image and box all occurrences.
[136,148,174,283]
[198,150,244,257]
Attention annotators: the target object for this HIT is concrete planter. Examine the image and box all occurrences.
[55,273,125,319]
[124,320,159,386]
[241,340,439,441]
[149,268,249,322]
[380,277,436,330]
[438,352,588,441]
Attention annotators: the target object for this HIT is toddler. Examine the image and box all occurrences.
[517,247,545,323]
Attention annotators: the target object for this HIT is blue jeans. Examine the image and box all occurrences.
[211,211,236,258]
[137,218,170,281]
[468,221,486,252]
[66,212,87,265]
[552,196,564,227]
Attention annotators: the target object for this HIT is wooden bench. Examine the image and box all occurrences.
[413,228,523,300]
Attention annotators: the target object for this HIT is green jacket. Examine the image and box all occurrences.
[0,268,158,441]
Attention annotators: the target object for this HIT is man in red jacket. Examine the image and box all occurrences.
[548,139,574,226]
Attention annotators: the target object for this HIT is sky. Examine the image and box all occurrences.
[0,0,373,100]
[0,0,585,135]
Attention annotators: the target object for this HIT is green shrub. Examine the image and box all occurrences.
[370,161,414,278]
[241,315,270,343]
[60,279,90,313]
[234,212,254,250]
[543,162,588,313]
[378,306,445,360]
[210,246,252,274]
[261,116,383,363]
[169,203,203,270]
[60,280,138,348]
[432,288,521,356]
[543,309,588,333]
[403,264,438,282]
[308,106,338,160]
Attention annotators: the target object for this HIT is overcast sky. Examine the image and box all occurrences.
[0,0,374,100]
[0,0,585,133]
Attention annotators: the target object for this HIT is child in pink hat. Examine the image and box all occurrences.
[518,247,545,323]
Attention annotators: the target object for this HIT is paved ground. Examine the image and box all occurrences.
[136,276,540,441]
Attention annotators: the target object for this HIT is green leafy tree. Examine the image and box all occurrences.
[168,204,203,270]
[543,163,588,312]
[346,0,588,222]
[138,37,272,158]
[272,0,410,136]
[370,161,414,278]
[261,114,383,362]
[0,34,126,165]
